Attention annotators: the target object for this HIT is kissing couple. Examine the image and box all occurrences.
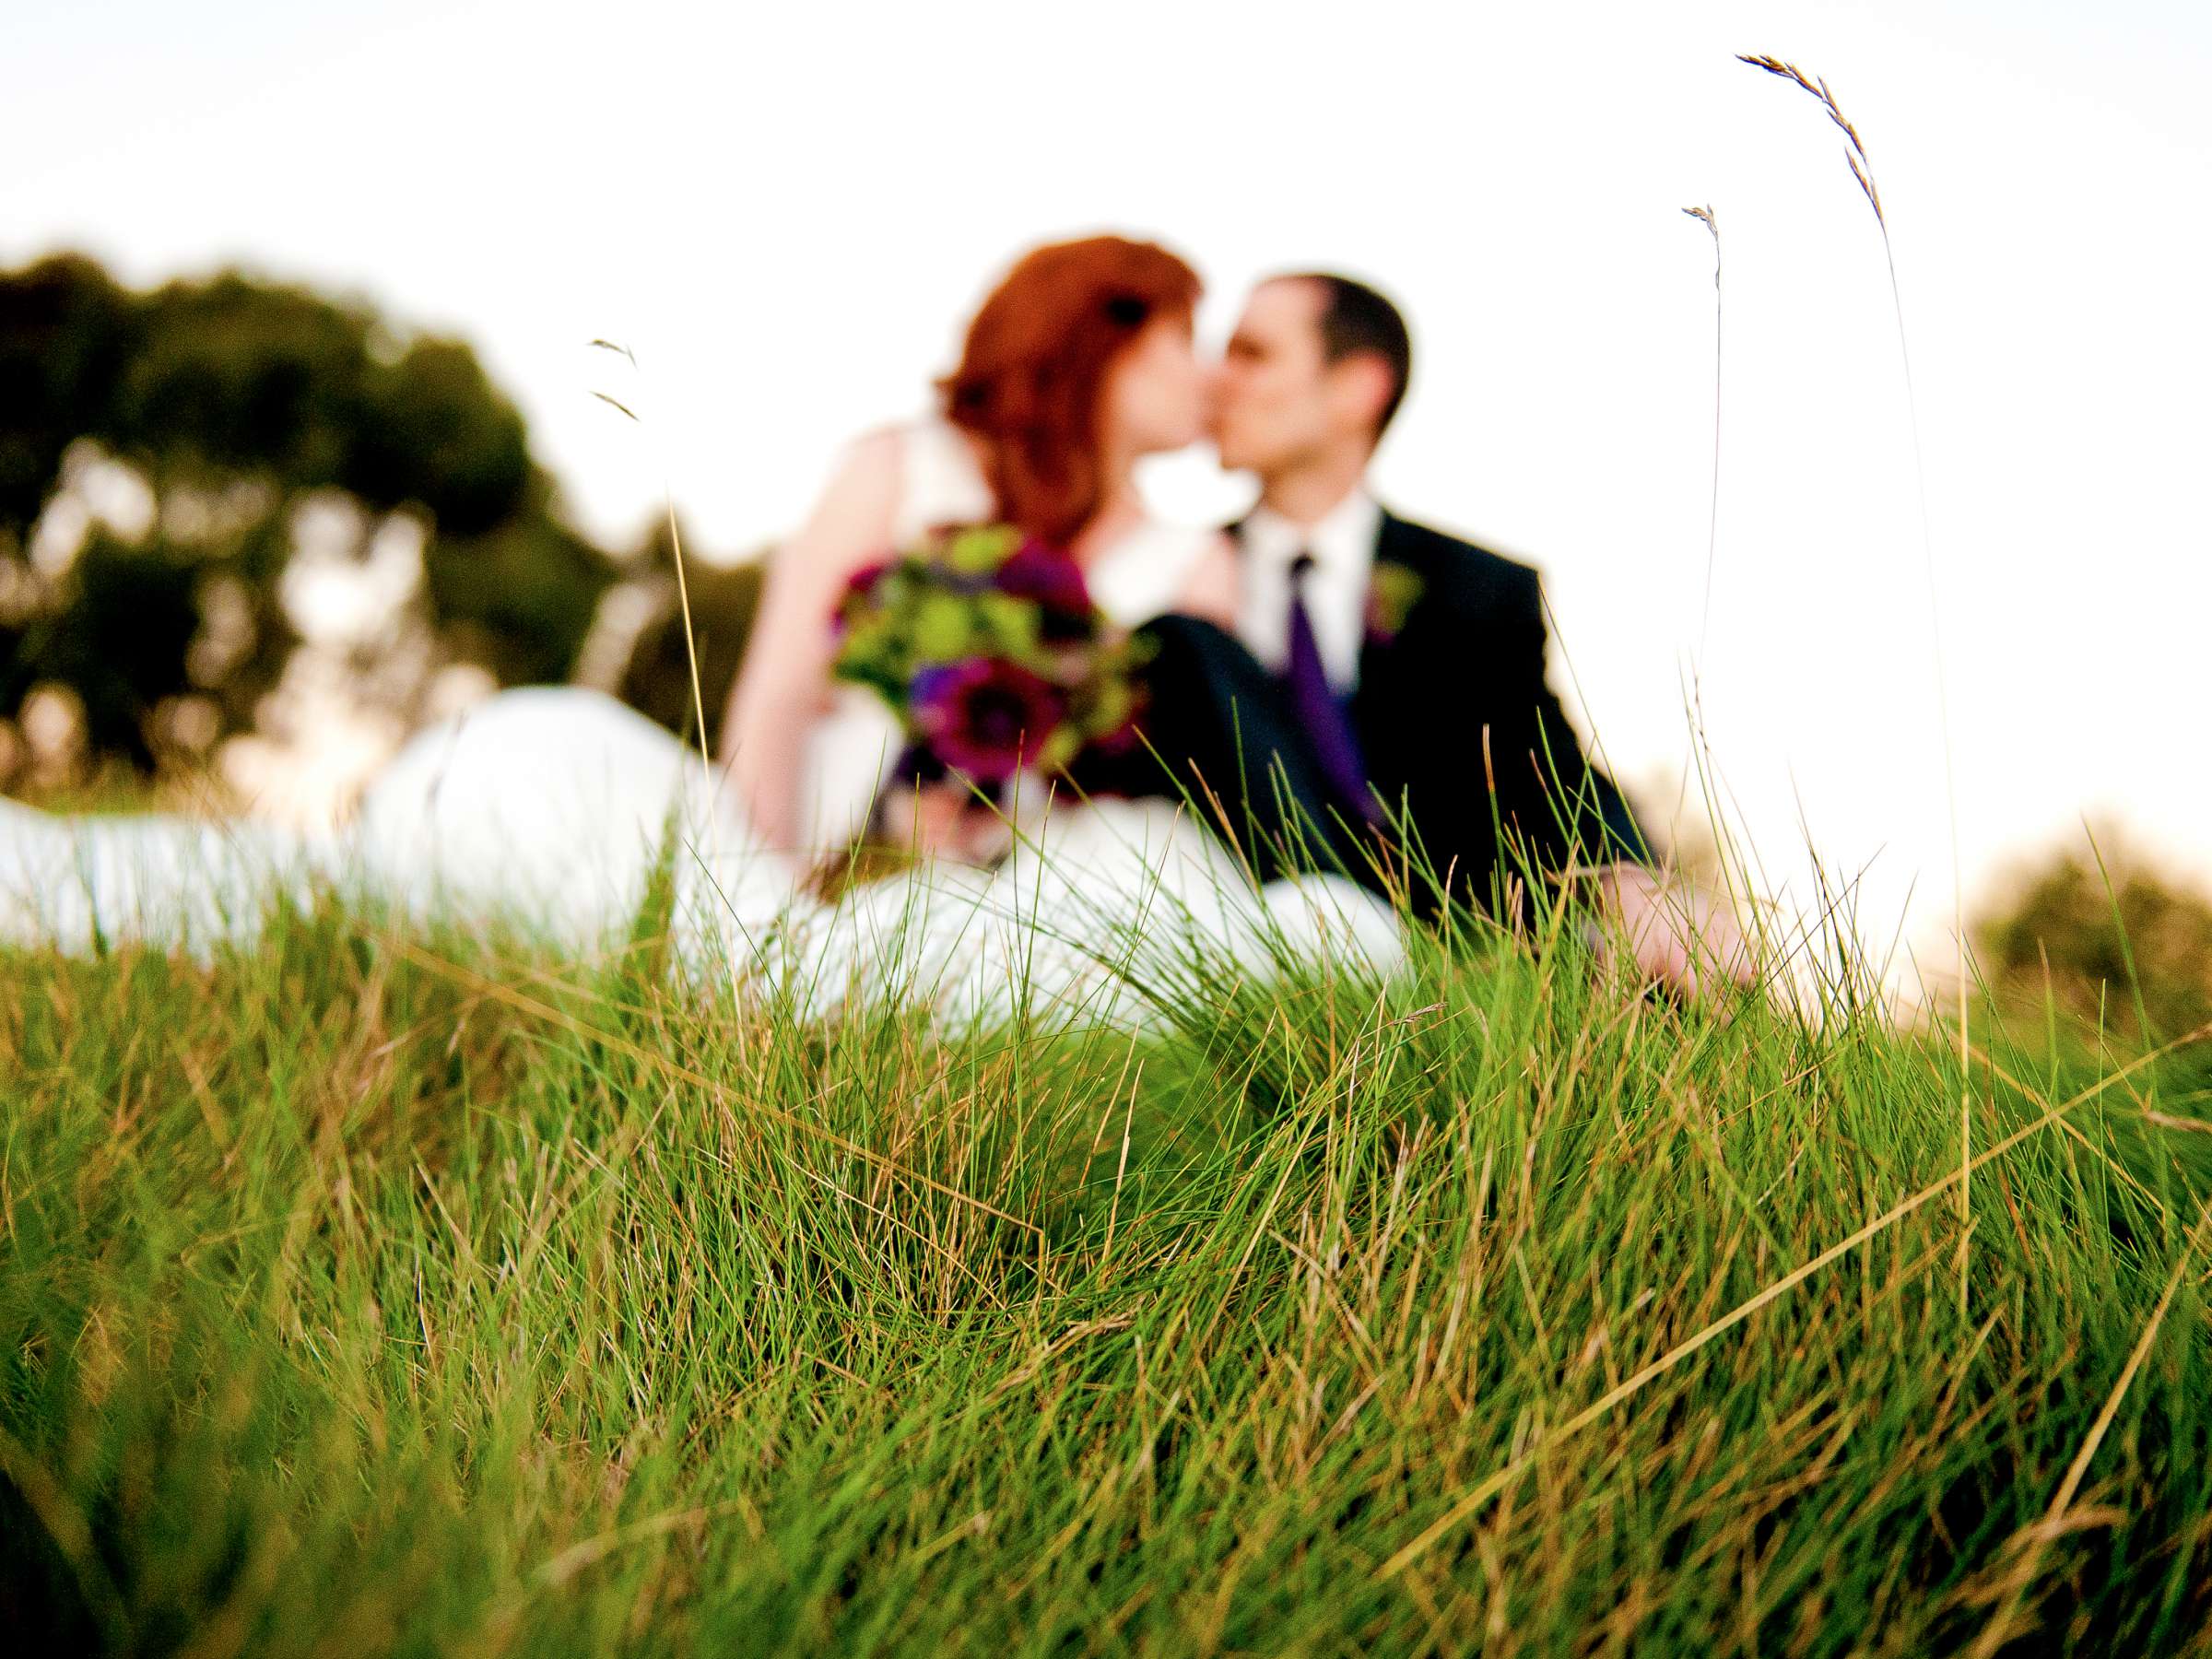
[0,234,1749,1011]
[721,234,1751,999]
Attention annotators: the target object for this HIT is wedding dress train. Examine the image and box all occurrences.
[0,686,1404,1030]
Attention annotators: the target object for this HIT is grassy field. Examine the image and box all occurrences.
[5,885,2212,1656]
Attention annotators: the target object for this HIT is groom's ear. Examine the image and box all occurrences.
[1328,351,1398,442]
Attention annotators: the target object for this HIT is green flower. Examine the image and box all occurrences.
[944,524,1020,574]
[909,590,974,661]
[973,589,1042,658]
[1074,675,1135,739]
[1033,723,1085,772]
[1367,560,1425,643]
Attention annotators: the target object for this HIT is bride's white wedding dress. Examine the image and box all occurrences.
[0,423,1404,1030]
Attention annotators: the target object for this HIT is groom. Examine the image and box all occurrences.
[1139,273,1746,993]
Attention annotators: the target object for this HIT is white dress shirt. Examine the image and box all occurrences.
[1233,487,1383,693]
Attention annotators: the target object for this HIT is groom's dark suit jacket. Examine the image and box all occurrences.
[1131,511,1648,918]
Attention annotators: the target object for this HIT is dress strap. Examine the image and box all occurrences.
[888,419,994,548]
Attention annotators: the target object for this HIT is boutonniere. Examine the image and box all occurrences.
[1365,559,1425,646]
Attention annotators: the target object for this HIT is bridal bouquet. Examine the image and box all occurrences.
[830,524,1147,790]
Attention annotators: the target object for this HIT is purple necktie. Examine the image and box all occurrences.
[1284,552,1375,822]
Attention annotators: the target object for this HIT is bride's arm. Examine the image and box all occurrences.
[720,429,902,853]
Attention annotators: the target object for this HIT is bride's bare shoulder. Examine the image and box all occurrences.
[830,423,909,498]
[773,425,911,573]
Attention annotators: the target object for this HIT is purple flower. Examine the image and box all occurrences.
[833,559,893,630]
[910,657,1067,785]
[992,539,1094,640]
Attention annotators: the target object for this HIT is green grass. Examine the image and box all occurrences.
[5,887,2212,1656]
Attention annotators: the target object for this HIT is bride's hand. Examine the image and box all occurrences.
[883,782,1012,865]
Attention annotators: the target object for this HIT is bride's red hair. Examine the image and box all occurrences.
[939,235,1202,548]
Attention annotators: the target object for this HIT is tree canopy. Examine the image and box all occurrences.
[1,253,615,772]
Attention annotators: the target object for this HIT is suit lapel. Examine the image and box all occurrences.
[1352,511,1424,716]
[1353,511,1394,694]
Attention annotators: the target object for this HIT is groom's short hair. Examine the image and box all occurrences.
[1278,272,1412,439]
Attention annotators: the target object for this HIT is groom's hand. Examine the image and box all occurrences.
[1592,863,1758,1001]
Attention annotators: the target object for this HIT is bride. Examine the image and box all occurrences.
[727,234,1236,864]
[0,235,1403,1028]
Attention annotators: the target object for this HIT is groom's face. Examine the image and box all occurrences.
[1210,278,1360,477]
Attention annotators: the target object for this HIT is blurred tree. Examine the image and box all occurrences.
[431,502,618,688]
[1976,834,2212,1047]
[0,253,616,776]
[0,254,136,535]
[0,529,202,767]
[608,515,765,752]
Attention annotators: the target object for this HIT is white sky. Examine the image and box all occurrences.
[8,0,2209,972]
